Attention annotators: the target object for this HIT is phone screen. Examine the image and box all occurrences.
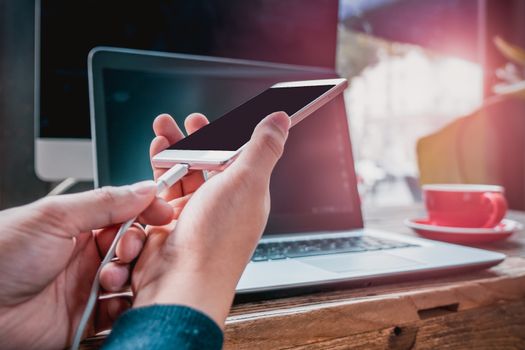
[169,84,334,151]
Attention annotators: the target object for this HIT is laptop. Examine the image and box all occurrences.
[89,47,505,295]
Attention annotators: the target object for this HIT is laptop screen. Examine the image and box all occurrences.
[92,50,363,235]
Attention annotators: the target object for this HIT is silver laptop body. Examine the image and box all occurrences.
[238,228,503,293]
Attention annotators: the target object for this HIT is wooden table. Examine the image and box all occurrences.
[83,206,525,349]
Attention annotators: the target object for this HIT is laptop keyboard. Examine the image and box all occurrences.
[251,236,418,262]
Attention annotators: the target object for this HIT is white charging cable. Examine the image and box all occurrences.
[71,163,190,350]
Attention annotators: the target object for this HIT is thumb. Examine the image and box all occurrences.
[38,181,158,234]
[232,111,290,179]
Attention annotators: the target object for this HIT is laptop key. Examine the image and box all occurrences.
[268,253,287,260]
[252,255,269,262]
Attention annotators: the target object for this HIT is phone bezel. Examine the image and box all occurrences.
[152,78,348,170]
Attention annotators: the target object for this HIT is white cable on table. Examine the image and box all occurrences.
[71,163,190,350]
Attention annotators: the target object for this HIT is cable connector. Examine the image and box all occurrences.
[156,163,190,194]
[71,163,190,350]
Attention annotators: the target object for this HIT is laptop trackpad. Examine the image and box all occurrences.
[298,252,422,274]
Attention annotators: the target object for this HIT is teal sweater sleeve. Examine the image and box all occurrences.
[101,305,224,350]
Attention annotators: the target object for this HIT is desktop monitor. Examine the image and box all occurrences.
[34,0,338,180]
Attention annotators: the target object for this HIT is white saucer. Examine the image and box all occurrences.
[404,218,523,244]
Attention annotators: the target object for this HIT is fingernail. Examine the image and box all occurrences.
[268,112,290,134]
[130,180,156,195]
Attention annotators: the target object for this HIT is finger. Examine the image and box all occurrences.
[95,296,132,333]
[95,225,119,257]
[149,135,171,180]
[100,262,130,292]
[150,151,188,203]
[150,114,184,200]
[178,114,210,193]
[150,139,183,200]
[232,111,290,179]
[169,193,193,220]
[153,113,185,145]
[146,220,177,237]
[96,223,145,261]
[116,225,146,263]
[181,171,205,195]
[150,114,209,199]
[150,122,184,200]
[38,181,158,234]
[184,113,209,135]
[138,197,174,227]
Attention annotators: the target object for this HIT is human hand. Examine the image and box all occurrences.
[132,111,291,326]
[0,183,173,349]
[149,113,210,219]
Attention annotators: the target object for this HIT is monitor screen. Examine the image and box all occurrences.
[38,0,338,139]
[95,60,362,235]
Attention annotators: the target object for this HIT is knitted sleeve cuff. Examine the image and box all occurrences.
[101,304,224,350]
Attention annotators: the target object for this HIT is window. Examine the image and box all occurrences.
[337,2,483,208]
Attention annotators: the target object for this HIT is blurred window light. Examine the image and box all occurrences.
[337,28,483,208]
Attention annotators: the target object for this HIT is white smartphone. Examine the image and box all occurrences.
[152,78,348,170]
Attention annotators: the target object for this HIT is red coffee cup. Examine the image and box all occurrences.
[422,184,508,228]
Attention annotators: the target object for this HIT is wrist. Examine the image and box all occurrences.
[133,269,237,328]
